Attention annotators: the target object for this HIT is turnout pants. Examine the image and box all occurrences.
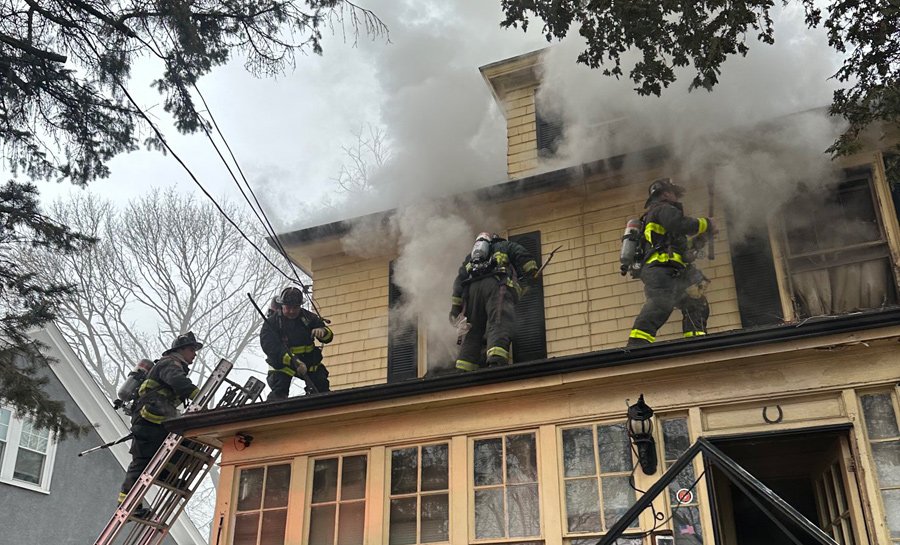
[628,265,709,346]
[119,419,168,501]
[266,364,330,401]
[456,276,516,371]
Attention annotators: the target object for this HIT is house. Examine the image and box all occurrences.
[0,323,206,545]
[170,49,900,545]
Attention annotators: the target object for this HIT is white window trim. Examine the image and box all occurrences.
[0,405,57,494]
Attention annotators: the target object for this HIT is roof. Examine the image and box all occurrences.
[167,305,900,434]
[32,323,207,545]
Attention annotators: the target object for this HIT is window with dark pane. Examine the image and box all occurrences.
[859,392,900,540]
[389,443,449,544]
[308,455,368,545]
[661,418,703,545]
[535,91,563,158]
[233,463,291,545]
[561,422,637,539]
[388,261,418,382]
[472,432,541,539]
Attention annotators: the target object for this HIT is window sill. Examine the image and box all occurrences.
[0,476,50,494]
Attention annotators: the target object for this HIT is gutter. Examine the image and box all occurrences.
[168,306,900,434]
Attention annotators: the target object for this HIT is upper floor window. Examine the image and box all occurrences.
[782,173,896,317]
[0,406,57,492]
[308,454,368,545]
[859,391,900,541]
[473,432,541,540]
[560,423,636,539]
[535,92,563,158]
[233,463,291,545]
[389,443,450,544]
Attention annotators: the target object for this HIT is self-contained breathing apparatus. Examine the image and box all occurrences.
[113,358,155,415]
[620,217,648,278]
[469,232,498,277]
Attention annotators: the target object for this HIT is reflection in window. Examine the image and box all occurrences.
[233,464,291,545]
[308,454,368,545]
[389,444,449,544]
[860,392,900,540]
[473,433,541,539]
[561,423,636,538]
[661,418,703,545]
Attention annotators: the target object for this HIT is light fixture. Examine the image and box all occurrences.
[627,394,658,475]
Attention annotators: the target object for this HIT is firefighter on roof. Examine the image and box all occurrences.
[627,178,716,346]
[118,331,202,517]
[450,232,538,371]
[260,286,333,399]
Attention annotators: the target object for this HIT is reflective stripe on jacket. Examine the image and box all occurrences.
[137,354,198,424]
[643,200,708,269]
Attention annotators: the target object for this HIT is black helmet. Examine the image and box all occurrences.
[163,331,203,355]
[275,286,303,306]
[645,178,685,207]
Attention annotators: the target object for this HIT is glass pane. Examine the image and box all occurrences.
[474,488,505,539]
[672,505,704,545]
[598,424,632,473]
[563,427,596,478]
[668,465,699,505]
[265,464,292,509]
[663,419,691,461]
[18,420,49,452]
[881,488,900,538]
[237,467,264,511]
[830,464,848,513]
[233,513,260,545]
[602,475,637,530]
[421,493,449,543]
[389,498,416,545]
[421,444,449,491]
[872,440,900,487]
[861,394,900,440]
[391,448,418,495]
[337,500,365,545]
[508,483,541,537]
[506,434,537,484]
[474,438,503,486]
[313,458,339,503]
[309,504,336,545]
[13,449,44,484]
[0,408,10,441]
[565,478,601,532]
[341,455,367,500]
[261,509,287,545]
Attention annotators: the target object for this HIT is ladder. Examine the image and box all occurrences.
[94,359,265,545]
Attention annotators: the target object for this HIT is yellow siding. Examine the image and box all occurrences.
[504,84,539,178]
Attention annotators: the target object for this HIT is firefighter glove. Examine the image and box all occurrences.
[311,327,329,341]
[449,304,463,324]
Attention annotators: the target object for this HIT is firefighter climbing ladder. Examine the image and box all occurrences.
[94,358,264,545]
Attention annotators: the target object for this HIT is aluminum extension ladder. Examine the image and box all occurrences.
[94,358,264,545]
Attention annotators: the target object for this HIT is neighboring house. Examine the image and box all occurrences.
[170,49,900,545]
[0,323,205,545]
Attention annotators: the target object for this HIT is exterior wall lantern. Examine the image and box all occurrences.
[627,394,658,475]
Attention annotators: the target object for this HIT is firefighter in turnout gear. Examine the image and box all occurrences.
[260,286,333,400]
[118,332,202,516]
[451,232,539,371]
[627,179,716,346]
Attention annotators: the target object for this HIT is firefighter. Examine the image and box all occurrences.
[627,178,716,346]
[260,286,333,400]
[450,232,539,371]
[118,331,202,517]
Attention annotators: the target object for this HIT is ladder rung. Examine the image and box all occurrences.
[128,518,169,531]
[152,481,192,495]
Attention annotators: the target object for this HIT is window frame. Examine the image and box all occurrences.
[857,387,900,544]
[469,429,544,543]
[0,405,57,494]
[231,461,293,545]
[386,441,452,545]
[305,451,370,545]
[658,415,705,545]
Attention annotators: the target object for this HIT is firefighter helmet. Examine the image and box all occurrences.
[163,331,203,355]
[276,286,304,306]
[645,178,685,207]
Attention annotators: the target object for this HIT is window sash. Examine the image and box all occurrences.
[0,406,56,491]
[388,443,450,545]
[472,432,541,540]
[859,390,900,541]
[308,454,369,545]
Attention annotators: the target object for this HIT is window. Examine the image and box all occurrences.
[560,423,636,539]
[389,443,450,544]
[782,173,896,317]
[0,406,57,492]
[308,454,368,545]
[473,432,541,540]
[859,392,900,542]
[535,92,563,158]
[233,464,291,545]
[660,418,703,545]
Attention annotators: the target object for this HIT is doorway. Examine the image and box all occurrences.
[708,428,867,545]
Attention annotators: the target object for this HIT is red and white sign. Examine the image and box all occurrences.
[675,488,694,504]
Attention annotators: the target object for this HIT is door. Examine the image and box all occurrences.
[812,436,868,545]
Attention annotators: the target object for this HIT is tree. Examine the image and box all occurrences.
[332,123,392,194]
[498,0,899,155]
